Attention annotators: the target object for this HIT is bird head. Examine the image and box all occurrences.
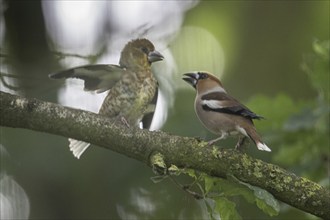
[182,71,225,94]
[120,38,164,70]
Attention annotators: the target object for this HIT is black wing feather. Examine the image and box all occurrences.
[141,88,158,129]
[201,92,264,120]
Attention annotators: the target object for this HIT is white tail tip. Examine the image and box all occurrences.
[257,142,272,152]
[68,138,90,159]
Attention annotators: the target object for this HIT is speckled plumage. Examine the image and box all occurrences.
[50,38,163,158]
[99,68,157,125]
[98,39,159,125]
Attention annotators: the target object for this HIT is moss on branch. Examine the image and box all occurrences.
[0,91,329,219]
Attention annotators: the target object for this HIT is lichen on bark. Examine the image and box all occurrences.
[1,91,329,219]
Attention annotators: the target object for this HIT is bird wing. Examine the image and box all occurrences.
[141,88,158,129]
[49,64,126,93]
[201,92,264,120]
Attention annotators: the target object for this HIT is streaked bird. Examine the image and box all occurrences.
[50,38,164,158]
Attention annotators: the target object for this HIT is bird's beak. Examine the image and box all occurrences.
[148,50,164,63]
[182,72,198,88]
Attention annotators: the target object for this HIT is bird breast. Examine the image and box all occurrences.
[194,96,240,136]
[99,72,157,126]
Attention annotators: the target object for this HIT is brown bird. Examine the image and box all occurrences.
[50,38,164,158]
[182,71,271,152]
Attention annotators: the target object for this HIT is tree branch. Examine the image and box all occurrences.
[1,91,329,219]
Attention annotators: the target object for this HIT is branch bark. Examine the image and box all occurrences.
[1,91,329,219]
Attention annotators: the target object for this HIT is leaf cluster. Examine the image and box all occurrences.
[177,169,280,220]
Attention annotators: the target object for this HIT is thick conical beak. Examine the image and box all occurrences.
[148,50,164,63]
[182,72,199,89]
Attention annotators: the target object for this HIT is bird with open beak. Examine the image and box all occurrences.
[182,71,271,152]
[50,38,164,158]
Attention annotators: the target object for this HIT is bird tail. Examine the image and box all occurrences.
[68,138,90,159]
[246,128,271,152]
[256,142,271,152]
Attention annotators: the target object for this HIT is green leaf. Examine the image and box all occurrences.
[204,176,280,217]
[234,178,280,216]
[182,168,197,179]
[204,198,221,220]
[168,164,181,176]
[245,184,280,216]
[214,197,242,220]
[204,175,216,194]
[213,178,255,203]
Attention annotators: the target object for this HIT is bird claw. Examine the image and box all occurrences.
[208,133,227,146]
[234,144,241,150]
[207,139,217,146]
[235,137,247,151]
[120,116,130,128]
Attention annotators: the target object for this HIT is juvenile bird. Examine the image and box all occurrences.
[50,38,164,158]
[182,71,271,152]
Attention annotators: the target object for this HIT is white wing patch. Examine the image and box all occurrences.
[201,99,225,110]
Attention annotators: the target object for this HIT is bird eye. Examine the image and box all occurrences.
[141,47,149,54]
[199,73,208,79]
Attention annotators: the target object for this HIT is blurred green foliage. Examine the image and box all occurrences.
[1,1,329,219]
[247,40,329,184]
[273,40,329,184]
[169,40,329,219]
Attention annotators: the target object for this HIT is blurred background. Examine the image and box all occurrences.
[0,0,329,219]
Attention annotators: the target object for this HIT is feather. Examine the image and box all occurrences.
[49,64,125,93]
[68,138,90,159]
[201,92,264,120]
[257,142,272,152]
[141,88,158,129]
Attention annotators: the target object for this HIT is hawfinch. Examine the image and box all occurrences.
[50,38,164,158]
[182,71,271,152]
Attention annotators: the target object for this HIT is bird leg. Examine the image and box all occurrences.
[208,133,228,145]
[235,136,247,151]
[120,116,130,128]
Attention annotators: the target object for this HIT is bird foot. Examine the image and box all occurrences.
[120,116,130,128]
[235,137,247,151]
[208,134,227,146]
[234,144,242,151]
[208,139,218,146]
